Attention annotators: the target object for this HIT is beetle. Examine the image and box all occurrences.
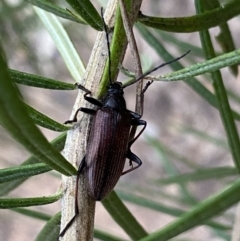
[59,8,190,237]
[65,81,147,200]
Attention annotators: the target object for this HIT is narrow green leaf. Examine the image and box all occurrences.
[9,69,76,90]
[0,45,76,176]
[102,191,148,240]
[0,191,62,208]
[25,0,86,24]
[0,163,52,184]
[0,133,66,196]
[94,229,128,241]
[216,31,238,76]
[137,0,240,33]
[35,212,61,241]
[119,191,183,216]
[11,208,51,221]
[97,5,127,97]
[178,125,229,150]
[138,178,240,241]
[156,167,237,184]
[65,0,102,30]
[202,0,238,75]
[144,127,197,206]
[196,0,240,172]
[34,7,85,82]
[161,49,240,82]
[24,103,70,132]
[118,192,231,231]
[145,136,199,170]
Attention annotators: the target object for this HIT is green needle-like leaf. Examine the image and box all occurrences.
[196,0,240,172]
[12,208,51,221]
[97,5,127,97]
[94,229,128,241]
[178,125,229,150]
[0,163,52,183]
[26,0,86,24]
[35,212,61,241]
[24,103,70,132]
[138,178,240,241]
[9,69,76,90]
[34,7,85,82]
[65,0,102,30]
[161,49,240,82]
[118,192,231,231]
[102,191,148,240]
[202,1,238,76]
[156,167,237,184]
[137,0,240,33]
[0,191,62,208]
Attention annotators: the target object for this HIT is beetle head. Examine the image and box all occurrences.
[107,82,124,96]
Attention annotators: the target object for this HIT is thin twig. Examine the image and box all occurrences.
[118,0,144,146]
[118,0,144,116]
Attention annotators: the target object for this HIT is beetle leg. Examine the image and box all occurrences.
[64,108,96,124]
[128,119,147,147]
[122,151,142,175]
[128,110,141,119]
[59,157,86,237]
[83,92,103,107]
[77,84,103,107]
[121,119,146,175]
[65,84,103,124]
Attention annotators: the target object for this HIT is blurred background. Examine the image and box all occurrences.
[1,0,240,240]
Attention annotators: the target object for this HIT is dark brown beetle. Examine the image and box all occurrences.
[59,8,189,237]
[66,82,146,200]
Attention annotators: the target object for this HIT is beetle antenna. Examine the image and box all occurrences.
[101,8,112,84]
[126,49,190,87]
